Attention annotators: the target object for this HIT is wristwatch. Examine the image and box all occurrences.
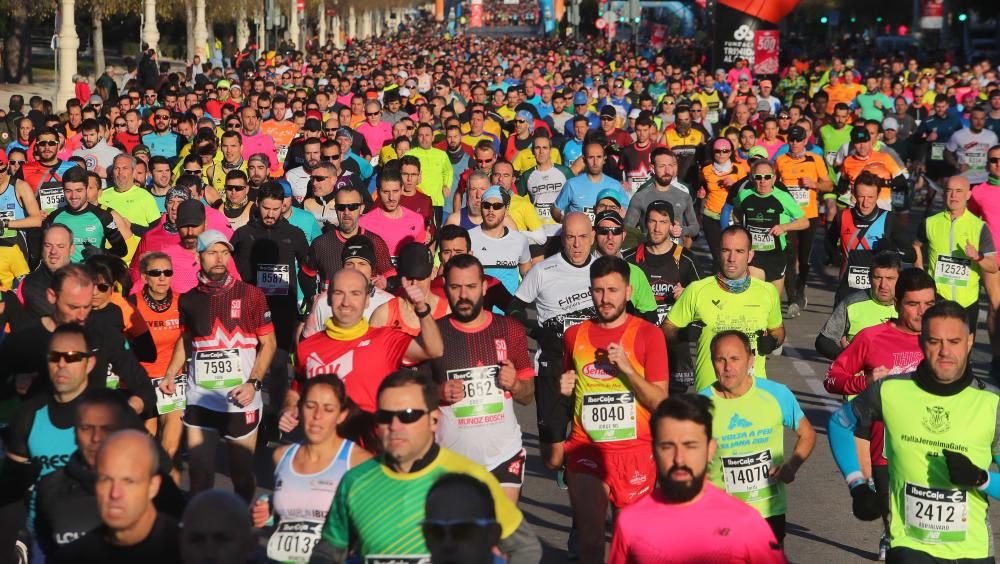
[415,304,432,318]
[248,378,263,391]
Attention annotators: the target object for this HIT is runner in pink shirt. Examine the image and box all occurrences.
[358,169,427,259]
[608,395,785,564]
[969,146,1000,373]
[356,100,394,157]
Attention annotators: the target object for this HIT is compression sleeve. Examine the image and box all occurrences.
[98,208,128,257]
[828,403,866,487]
[815,334,844,361]
[680,197,701,238]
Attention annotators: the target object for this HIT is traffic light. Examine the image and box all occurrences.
[618,15,624,23]
[875,16,882,23]
[957,13,968,22]
[820,16,828,24]
[849,16,856,23]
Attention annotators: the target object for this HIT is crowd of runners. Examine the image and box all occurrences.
[1,10,1000,564]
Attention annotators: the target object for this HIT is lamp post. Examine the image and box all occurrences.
[55,0,79,109]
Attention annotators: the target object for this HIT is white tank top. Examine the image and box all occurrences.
[272,440,354,523]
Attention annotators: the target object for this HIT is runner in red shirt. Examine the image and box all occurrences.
[289,268,443,446]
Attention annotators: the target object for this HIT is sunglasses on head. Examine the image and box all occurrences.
[48,350,93,364]
[374,408,427,425]
[481,201,506,211]
[753,173,775,181]
[596,226,624,236]
[145,269,174,278]
[335,202,362,212]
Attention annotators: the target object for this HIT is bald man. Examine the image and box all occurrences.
[180,490,256,564]
[290,268,444,445]
[52,430,180,563]
[508,212,601,469]
[915,175,998,332]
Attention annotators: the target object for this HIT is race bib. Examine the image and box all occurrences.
[152,375,187,415]
[583,207,596,223]
[930,142,945,161]
[748,226,775,252]
[655,303,672,326]
[257,264,291,296]
[193,349,245,389]
[825,151,838,167]
[707,110,720,124]
[628,174,648,193]
[277,145,289,163]
[891,189,906,208]
[581,392,637,442]
[721,450,777,502]
[365,557,429,564]
[38,186,65,212]
[446,365,505,423]
[966,151,987,170]
[267,521,322,563]
[904,483,968,543]
[788,186,810,206]
[0,208,16,238]
[535,202,552,220]
[934,255,971,287]
[848,265,870,289]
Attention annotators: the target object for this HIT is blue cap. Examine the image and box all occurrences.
[573,91,589,106]
[276,179,292,198]
[516,110,533,123]
[595,188,623,206]
[481,186,504,203]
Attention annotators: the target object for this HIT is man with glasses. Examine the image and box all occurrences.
[308,182,394,286]
[357,101,393,159]
[468,186,532,295]
[310,372,542,564]
[591,208,657,314]
[21,127,78,215]
[141,108,182,162]
[302,161,342,228]
[220,170,253,231]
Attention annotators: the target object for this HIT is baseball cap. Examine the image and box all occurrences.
[595,188,623,207]
[303,118,322,132]
[600,105,617,119]
[881,117,900,132]
[132,144,151,157]
[628,108,641,120]
[335,128,353,141]
[594,210,624,227]
[645,200,675,223]
[573,91,589,106]
[481,186,505,203]
[276,179,293,198]
[396,243,434,280]
[515,110,534,124]
[341,235,377,266]
[306,110,323,121]
[747,146,769,160]
[176,199,206,228]
[756,100,771,113]
[88,94,103,105]
[216,80,231,89]
[851,128,872,143]
[166,187,191,203]
[197,229,233,252]
[787,125,807,142]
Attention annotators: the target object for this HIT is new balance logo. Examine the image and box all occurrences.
[728,413,752,430]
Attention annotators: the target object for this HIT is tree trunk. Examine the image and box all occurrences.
[4,3,32,84]
[92,4,106,78]
[186,0,195,61]
[236,3,250,50]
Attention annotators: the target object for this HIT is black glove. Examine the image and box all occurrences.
[80,242,104,260]
[756,334,778,356]
[943,449,988,488]
[850,482,882,521]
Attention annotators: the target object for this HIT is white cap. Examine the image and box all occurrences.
[628,108,641,119]
[881,117,899,131]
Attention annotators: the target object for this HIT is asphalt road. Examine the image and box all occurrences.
[205,226,1000,563]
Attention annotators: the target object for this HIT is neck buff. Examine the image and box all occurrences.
[712,160,733,175]
[716,272,751,293]
[196,272,235,295]
[142,286,173,313]
[325,316,369,341]
[989,176,1000,186]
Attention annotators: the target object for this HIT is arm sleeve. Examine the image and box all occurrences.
[815,334,844,361]
[623,195,643,228]
[818,298,850,343]
[101,209,129,257]
[887,214,917,263]
[680,195,701,238]
[824,333,870,395]
[980,225,996,255]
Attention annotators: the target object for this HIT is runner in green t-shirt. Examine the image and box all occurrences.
[663,225,784,391]
[700,330,816,545]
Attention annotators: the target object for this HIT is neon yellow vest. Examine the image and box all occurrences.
[925,209,986,307]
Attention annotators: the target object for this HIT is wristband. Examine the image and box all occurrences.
[415,304,432,318]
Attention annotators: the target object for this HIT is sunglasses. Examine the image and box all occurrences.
[713,148,731,154]
[778,114,790,119]
[596,226,624,236]
[324,153,342,160]
[753,173,775,181]
[335,202,363,212]
[481,201,506,210]
[48,350,93,364]
[154,115,170,120]
[515,120,527,124]
[226,123,241,129]
[311,175,330,182]
[365,112,380,117]
[600,116,615,121]
[421,519,498,543]
[115,122,127,127]
[990,157,1000,165]
[145,269,174,278]
[94,283,112,293]
[225,184,247,191]
[8,160,24,166]
[37,140,59,147]
[374,408,427,425]
[184,169,202,175]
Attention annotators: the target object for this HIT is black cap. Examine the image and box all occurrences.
[850,128,872,143]
[594,210,624,227]
[645,200,675,223]
[787,125,807,142]
[600,105,617,119]
[303,118,322,132]
[341,235,377,266]
[176,199,206,228]
[396,242,434,280]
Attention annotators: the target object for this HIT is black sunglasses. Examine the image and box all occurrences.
[37,140,59,147]
[375,408,427,425]
[225,184,247,191]
[184,169,202,175]
[145,269,174,278]
[421,519,498,544]
[48,350,93,364]
[335,203,363,212]
[95,283,112,293]
[481,201,506,210]
[990,157,1000,165]
[311,175,330,182]
[596,226,624,236]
